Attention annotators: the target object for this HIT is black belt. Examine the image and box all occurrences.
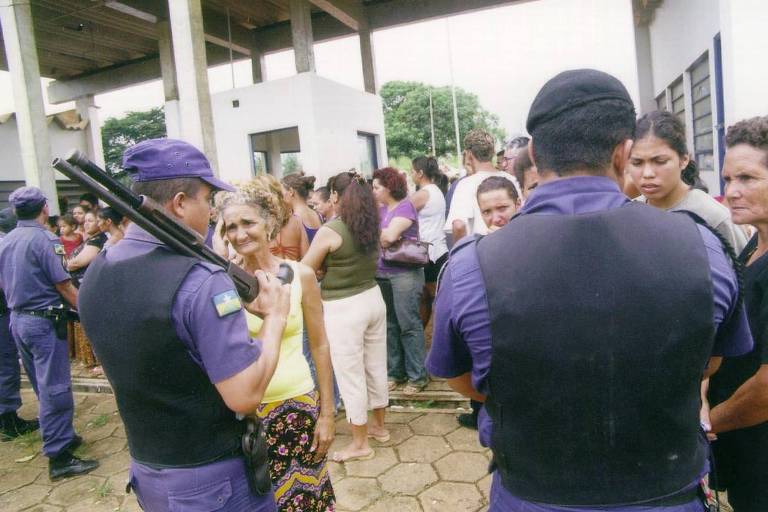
[15,309,58,318]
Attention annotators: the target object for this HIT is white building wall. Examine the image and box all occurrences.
[211,73,387,186]
[0,117,88,182]
[719,0,768,126]
[648,0,720,96]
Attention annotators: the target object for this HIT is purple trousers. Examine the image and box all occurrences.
[10,313,75,457]
[130,457,276,512]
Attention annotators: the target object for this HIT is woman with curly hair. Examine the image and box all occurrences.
[216,175,336,511]
[373,167,428,395]
[302,171,389,462]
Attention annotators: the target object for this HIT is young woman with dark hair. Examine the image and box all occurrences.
[410,156,448,327]
[627,110,747,253]
[282,173,323,243]
[372,167,429,395]
[97,207,124,248]
[302,171,389,463]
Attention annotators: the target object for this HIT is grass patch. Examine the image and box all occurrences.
[413,400,436,409]
[94,480,112,499]
[87,414,109,429]
[12,430,41,452]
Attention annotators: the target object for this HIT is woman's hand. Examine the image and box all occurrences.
[311,414,335,461]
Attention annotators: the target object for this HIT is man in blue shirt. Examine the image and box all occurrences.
[0,187,98,479]
[427,69,753,511]
[77,139,291,511]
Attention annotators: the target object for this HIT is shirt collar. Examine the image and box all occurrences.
[521,175,629,216]
[124,222,163,245]
[17,219,44,229]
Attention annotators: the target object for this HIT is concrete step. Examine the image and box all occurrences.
[21,376,472,411]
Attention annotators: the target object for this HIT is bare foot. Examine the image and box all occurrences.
[332,444,375,463]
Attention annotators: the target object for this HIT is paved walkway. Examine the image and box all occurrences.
[0,389,491,511]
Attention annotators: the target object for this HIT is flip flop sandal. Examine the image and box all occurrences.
[332,449,375,463]
[368,431,391,443]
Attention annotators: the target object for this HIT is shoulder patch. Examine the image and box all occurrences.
[53,243,65,256]
[212,289,242,318]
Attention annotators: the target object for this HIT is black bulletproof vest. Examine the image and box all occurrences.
[78,248,245,467]
[477,203,714,506]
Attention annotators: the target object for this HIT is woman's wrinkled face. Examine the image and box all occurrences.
[223,204,271,257]
[723,144,768,227]
[372,179,390,204]
[627,135,689,202]
[72,207,86,225]
[478,189,519,232]
[83,212,99,236]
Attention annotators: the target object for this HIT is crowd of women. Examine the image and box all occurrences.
[37,109,768,511]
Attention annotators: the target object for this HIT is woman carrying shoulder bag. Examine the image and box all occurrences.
[372,167,428,395]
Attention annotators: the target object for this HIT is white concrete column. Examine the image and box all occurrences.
[289,0,316,73]
[719,0,768,127]
[251,34,267,84]
[75,95,106,169]
[267,132,282,178]
[632,22,655,115]
[0,2,58,214]
[158,20,182,139]
[359,26,376,94]
[167,0,219,171]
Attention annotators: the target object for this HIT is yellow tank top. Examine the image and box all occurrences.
[246,261,315,403]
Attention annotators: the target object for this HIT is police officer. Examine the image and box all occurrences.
[0,187,99,479]
[427,69,754,511]
[0,207,40,440]
[77,139,290,511]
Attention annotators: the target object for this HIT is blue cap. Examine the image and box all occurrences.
[122,138,235,192]
[9,186,47,210]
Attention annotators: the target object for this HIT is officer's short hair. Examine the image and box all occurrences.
[531,99,635,176]
[15,202,46,221]
[131,178,204,204]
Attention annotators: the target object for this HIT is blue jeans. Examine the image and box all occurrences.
[378,269,428,385]
[301,330,341,410]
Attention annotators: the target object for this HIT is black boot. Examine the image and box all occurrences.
[0,411,40,441]
[49,451,99,481]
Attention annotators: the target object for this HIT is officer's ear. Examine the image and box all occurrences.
[167,191,189,220]
[610,139,634,188]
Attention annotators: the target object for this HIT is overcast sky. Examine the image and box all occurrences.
[0,0,640,139]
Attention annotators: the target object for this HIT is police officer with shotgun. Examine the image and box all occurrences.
[428,69,754,511]
[0,187,98,479]
[75,139,290,511]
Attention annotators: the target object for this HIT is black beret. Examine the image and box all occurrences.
[526,69,635,133]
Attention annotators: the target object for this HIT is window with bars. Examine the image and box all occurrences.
[656,91,668,111]
[690,55,714,172]
[670,77,686,127]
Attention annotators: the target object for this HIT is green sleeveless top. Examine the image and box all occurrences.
[321,218,378,301]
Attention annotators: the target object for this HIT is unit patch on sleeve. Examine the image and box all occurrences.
[212,289,243,318]
[53,244,65,256]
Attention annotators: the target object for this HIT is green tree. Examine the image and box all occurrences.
[380,81,505,159]
[101,107,166,176]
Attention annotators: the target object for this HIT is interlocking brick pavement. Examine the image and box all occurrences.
[1,389,492,511]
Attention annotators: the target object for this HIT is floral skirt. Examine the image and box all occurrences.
[256,391,335,512]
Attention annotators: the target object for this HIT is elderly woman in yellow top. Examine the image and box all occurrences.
[216,176,336,512]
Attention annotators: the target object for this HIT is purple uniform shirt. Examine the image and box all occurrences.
[378,199,420,275]
[0,220,71,310]
[427,176,754,512]
[102,224,267,506]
